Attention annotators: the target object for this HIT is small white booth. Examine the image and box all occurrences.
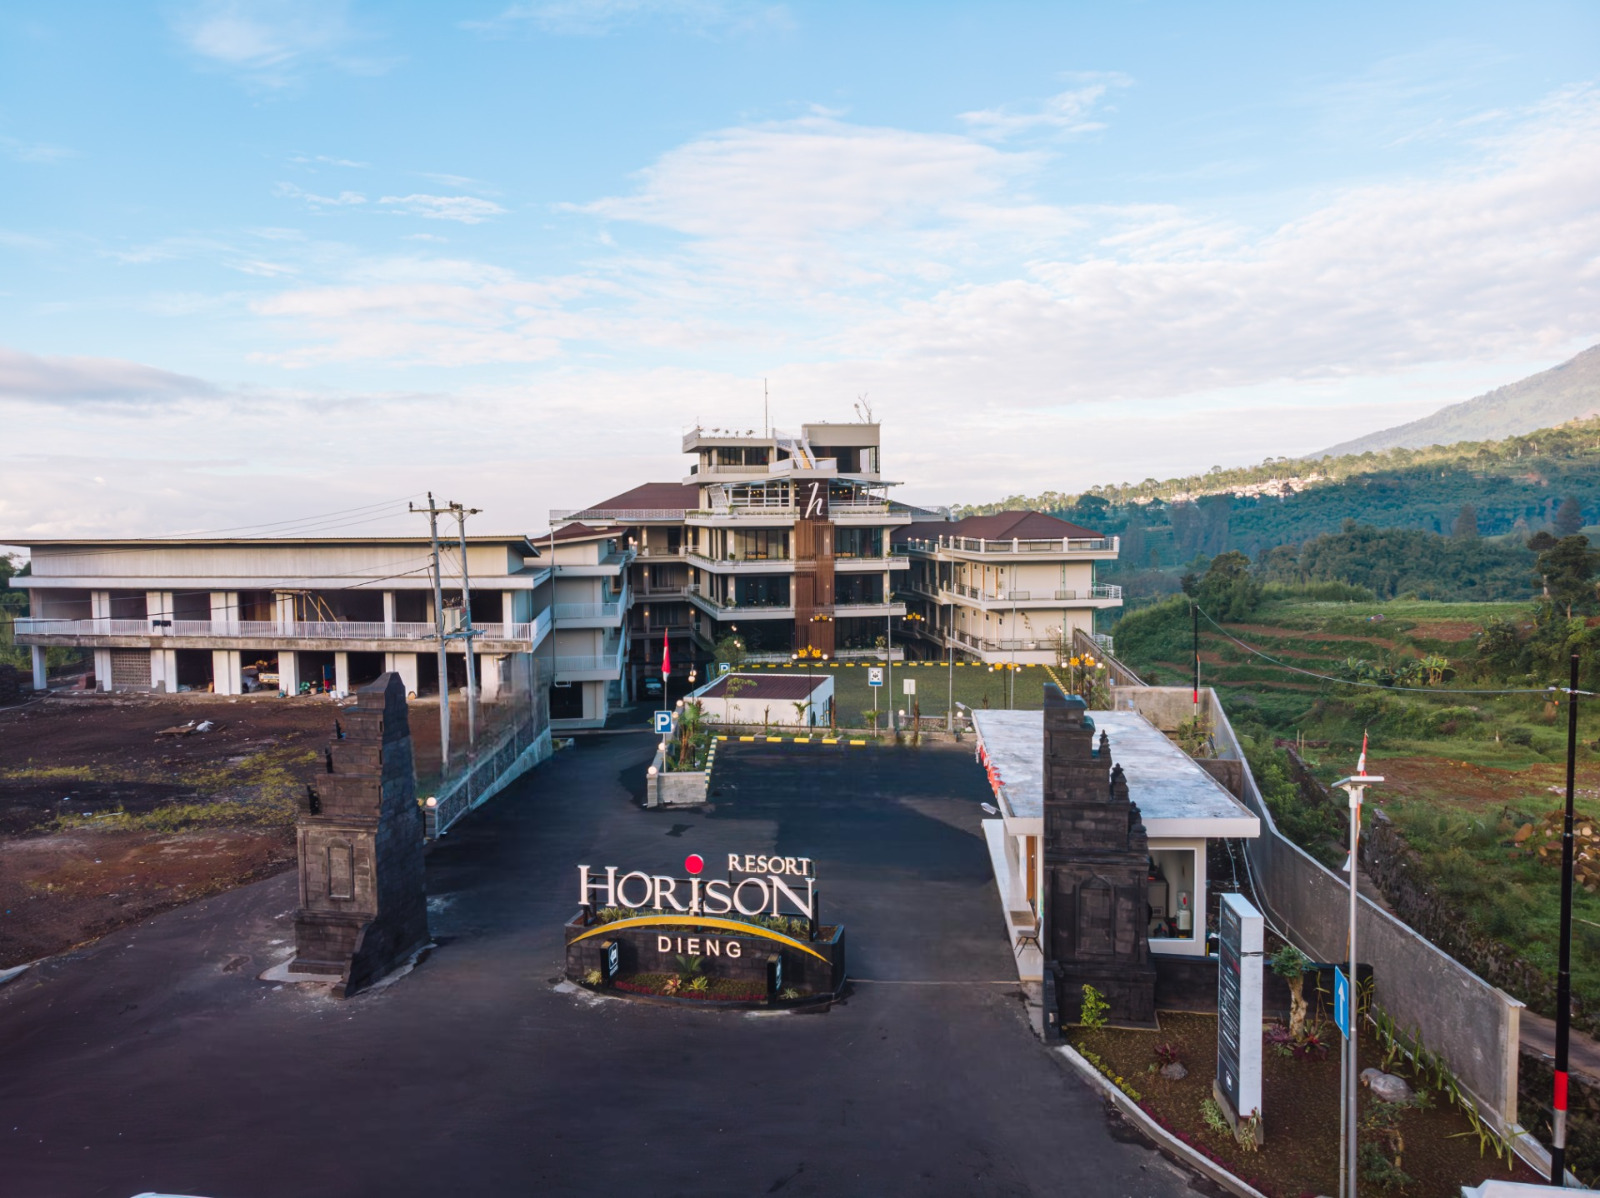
[972,708,1260,981]
[693,671,835,727]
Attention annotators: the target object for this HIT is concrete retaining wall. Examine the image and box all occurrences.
[1113,685,1526,1137]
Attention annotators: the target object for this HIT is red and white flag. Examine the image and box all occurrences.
[1357,729,1369,776]
[661,630,671,678]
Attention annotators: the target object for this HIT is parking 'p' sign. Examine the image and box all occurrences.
[867,667,884,687]
[653,710,673,735]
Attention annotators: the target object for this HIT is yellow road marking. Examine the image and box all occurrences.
[569,914,829,963]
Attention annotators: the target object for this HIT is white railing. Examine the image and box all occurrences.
[685,586,792,613]
[553,639,626,676]
[635,546,687,558]
[828,502,890,515]
[687,507,799,520]
[552,597,626,621]
[940,583,1122,604]
[900,534,1118,555]
[12,617,551,643]
[548,508,686,522]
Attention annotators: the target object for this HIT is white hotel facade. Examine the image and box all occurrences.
[7,419,1122,727]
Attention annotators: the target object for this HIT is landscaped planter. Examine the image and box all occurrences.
[647,739,717,807]
[563,909,846,1006]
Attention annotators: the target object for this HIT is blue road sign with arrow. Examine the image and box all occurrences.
[1333,966,1351,1039]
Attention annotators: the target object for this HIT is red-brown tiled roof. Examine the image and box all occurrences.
[892,510,1103,543]
[585,482,701,511]
[699,672,829,700]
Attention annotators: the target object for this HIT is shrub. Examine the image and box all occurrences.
[1080,984,1109,1030]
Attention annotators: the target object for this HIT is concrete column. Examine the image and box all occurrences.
[383,591,396,636]
[501,591,514,636]
[479,653,501,701]
[146,590,172,633]
[150,648,178,692]
[210,591,239,633]
[386,652,419,697]
[93,648,112,692]
[91,590,110,634]
[211,649,242,695]
[278,651,300,695]
[275,593,295,634]
[31,645,47,691]
[334,651,350,697]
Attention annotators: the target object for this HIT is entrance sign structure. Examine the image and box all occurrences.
[564,851,847,1005]
[1216,892,1264,1142]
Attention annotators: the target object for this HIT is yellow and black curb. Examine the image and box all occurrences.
[720,734,875,746]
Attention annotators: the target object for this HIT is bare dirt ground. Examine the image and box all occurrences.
[0,692,365,967]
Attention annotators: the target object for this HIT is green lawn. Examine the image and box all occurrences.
[731,660,1062,728]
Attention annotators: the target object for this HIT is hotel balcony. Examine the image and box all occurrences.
[684,586,795,620]
[553,636,626,681]
[11,611,554,654]
[898,533,1120,559]
[939,583,1123,609]
[551,589,630,629]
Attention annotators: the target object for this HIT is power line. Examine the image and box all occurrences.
[1193,604,1590,696]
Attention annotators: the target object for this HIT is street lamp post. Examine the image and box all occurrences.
[1334,752,1382,1198]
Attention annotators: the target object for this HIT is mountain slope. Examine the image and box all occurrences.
[1319,344,1600,457]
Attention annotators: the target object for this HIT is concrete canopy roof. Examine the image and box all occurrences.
[971,709,1259,839]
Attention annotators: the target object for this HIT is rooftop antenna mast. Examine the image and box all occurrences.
[764,378,769,438]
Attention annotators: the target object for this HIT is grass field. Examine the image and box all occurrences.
[725,659,1062,728]
[1114,594,1600,1028]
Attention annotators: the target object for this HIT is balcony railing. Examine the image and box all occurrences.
[12,616,553,644]
[635,545,687,558]
[554,638,626,676]
[687,507,799,521]
[940,583,1122,603]
[899,534,1118,555]
[552,597,626,621]
[685,586,792,613]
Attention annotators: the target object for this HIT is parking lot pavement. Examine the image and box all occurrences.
[0,733,1194,1198]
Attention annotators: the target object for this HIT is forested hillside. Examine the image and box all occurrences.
[960,417,1600,604]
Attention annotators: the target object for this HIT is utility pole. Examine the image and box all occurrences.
[1552,652,1581,1184]
[1192,602,1200,710]
[411,493,452,776]
[946,636,954,733]
[450,501,483,748]
[886,610,896,736]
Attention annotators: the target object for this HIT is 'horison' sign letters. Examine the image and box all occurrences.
[578,853,816,922]
[564,852,846,997]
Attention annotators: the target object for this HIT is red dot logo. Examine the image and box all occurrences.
[684,853,705,875]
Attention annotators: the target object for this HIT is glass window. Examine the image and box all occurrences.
[1147,848,1197,940]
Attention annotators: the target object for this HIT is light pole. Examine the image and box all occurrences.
[1334,746,1382,1198]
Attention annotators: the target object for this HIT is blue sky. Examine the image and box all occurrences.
[2,1,1598,535]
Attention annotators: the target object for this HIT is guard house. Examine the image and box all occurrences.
[973,700,1260,984]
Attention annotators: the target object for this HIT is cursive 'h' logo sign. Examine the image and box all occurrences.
[804,481,826,519]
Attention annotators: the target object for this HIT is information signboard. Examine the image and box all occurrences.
[902,678,916,696]
[867,667,884,687]
[1217,892,1265,1121]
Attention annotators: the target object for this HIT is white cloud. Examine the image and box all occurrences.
[289,153,369,168]
[465,0,791,37]
[379,194,508,223]
[171,0,395,88]
[274,181,368,207]
[0,347,216,405]
[581,114,1034,242]
[958,74,1131,141]
[0,133,77,164]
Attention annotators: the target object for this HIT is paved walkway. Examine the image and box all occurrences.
[0,734,1193,1198]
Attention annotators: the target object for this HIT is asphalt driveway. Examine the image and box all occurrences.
[0,733,1197,1198]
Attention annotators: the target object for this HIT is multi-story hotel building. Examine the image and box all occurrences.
[7,535,551,698]
[894,510,1123,665]
[6,417,1121,727]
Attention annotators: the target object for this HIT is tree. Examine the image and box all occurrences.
[1451,503,1479,540]
[1555,496,1585,537]
[1535,535,1600,618]
[713,633,746,670]
[1270,944,1313,1042]
[1191,550,1261,620]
